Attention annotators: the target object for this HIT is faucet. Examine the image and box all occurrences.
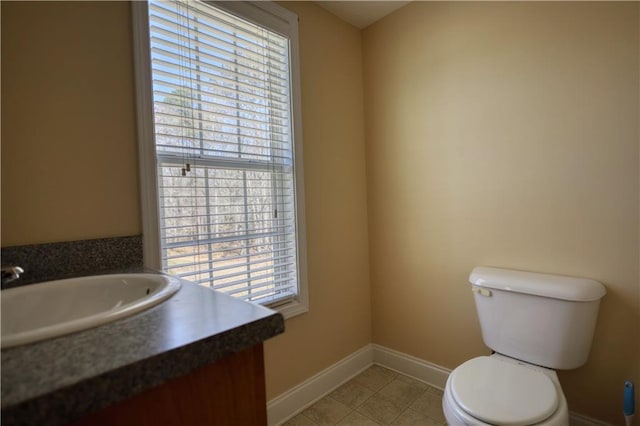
[2,266,24,285]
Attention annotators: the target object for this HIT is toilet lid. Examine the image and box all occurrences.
[450,356,559,426]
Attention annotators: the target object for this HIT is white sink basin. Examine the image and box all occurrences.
[1,273,181,348]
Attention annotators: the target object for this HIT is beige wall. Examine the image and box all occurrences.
[264,1,371,399]
[363,2,639,424]
[1,2,141,246]
[1,1,372,402]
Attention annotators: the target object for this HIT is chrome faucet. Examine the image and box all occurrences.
[1,266,24,285]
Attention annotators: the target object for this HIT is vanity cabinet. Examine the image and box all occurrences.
[73,344,267,426]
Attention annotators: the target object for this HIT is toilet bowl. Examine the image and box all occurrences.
[442,354,569,426]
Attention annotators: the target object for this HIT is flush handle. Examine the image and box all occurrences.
[472,287,492,297]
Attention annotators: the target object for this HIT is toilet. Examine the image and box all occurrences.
[442,266,606,426]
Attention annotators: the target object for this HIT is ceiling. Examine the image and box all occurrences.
[314,1,411,29]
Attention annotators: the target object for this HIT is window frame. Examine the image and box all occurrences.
[131,0,308,319]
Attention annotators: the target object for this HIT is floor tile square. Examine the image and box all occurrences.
[337,411,382,425]
[356,393,406,425]
[302,397,351,425]
[425,385,443,397]
[283,413,319,426]
[395,374,429,390]
[378,378,428,407]
[330,380,375,409]
[353,365,398,392]
[391,408,443,425]
[408,391,446,424]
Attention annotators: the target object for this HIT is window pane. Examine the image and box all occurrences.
[148,0,299,304]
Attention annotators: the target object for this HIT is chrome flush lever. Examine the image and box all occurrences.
[472,286,492,297]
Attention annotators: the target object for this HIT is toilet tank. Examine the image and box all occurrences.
[470,266,606,370]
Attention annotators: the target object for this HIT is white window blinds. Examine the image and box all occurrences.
[146,0,301,305]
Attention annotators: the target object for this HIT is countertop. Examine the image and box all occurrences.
[1,269,285,426]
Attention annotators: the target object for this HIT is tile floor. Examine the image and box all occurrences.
[283,365,446,426]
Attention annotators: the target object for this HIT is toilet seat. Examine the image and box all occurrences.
[450,356,559,426]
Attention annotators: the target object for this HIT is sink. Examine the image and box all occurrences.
[1,273,181,348]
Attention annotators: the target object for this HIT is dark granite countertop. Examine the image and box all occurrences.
[1,269,285,426]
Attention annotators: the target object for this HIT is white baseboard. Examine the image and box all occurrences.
[371,344,450,390]
[266,343,608,426]
[266,344,374,425]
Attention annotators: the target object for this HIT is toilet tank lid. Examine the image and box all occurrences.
[470,267,606,302]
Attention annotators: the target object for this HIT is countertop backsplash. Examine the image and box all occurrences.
[0,235,143,288]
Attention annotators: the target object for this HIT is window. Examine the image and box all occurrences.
[132,0,308,317]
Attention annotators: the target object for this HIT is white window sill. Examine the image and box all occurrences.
[272,298,308,320]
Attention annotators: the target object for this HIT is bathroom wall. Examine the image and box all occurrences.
[1,1,141,246]
[363,2,639,423]
[1,1,371,402]
[263,2,372,399]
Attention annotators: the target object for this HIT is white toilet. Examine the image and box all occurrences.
[443,266,606,426]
